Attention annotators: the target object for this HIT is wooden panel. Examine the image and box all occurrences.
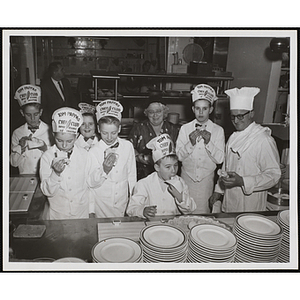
[9,192,34,212]
[10,177,38,193]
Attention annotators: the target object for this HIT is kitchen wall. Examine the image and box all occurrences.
[226,37,276,124]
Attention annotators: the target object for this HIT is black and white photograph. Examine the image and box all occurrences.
[2,27,298,277]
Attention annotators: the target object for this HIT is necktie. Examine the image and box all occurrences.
[84,136,96,142]
[28,125,39,133]
[57,81,65,100]
[110,142,119,149]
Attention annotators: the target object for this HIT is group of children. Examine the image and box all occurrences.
[10,83,225,220]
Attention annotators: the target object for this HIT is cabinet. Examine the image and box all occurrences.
[90,70,234,119]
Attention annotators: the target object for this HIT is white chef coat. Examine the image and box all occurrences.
[215,122,281,212]
[10,121,52,175]
[75,134,99,151]
[127,172,196,218]
[40,144,90,220]
[176,119,225,213]
[86,137,137,218]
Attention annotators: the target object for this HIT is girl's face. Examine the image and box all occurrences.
[98,123,120,146]
[80,115,96,138]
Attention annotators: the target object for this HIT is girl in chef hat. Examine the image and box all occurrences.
[10,84,53,175]
[75,102,100,151]
[126,133,196,218]
[39,107,91,220]
[86,100,137,218]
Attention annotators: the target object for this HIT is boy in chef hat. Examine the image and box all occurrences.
[39,107,92,220]
[10,84,52,175]
[209,86,281,213]
[176,83,225,214]
[75,102,100,151]
[86,100,136,218]
[127,133,196,219]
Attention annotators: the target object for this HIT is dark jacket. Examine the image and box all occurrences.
[41,77,78,124]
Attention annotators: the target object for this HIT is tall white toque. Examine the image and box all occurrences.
[225,87,260,110]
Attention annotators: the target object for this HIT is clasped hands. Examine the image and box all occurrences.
[189,129,211,146]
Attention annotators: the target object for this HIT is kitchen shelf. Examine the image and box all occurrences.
[90,70,234,101]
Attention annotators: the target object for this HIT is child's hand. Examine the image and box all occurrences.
[143,205,157,218]
[52,158,67,175]
[167,185,183,203]
[189,129,201,146]
[89,213,96,218]
[19,135,32,147]
[199,129,211,144]
[103,152,118,174]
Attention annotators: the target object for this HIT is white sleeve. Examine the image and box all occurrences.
[126,181,149,218]
[39,152,62,197]
[175,126,195,161]
[175,177,197,213]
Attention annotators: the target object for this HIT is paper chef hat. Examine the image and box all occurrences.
[191,84,217,104]
[146,133,176,163]
[225,87,260,110]
[95,100,123,122]
[52,107,83,134]
[78,102,96,114]
[14,84,41,107]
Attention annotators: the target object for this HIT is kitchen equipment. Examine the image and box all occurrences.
[167,112,180,125]
[182,43,204,64]
[189,61,213,75]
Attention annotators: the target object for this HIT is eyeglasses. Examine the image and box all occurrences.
[230,111,251,121]
[147,109,163,116]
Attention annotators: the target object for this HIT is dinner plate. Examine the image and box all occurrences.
[92,237,142,263]
[278,210,289,226]
[53,257,86,263]
[141,224,187,249]
[237,214,282,236]
[188,239,236,256]
[233,228,282,246]
[190,224,236,250]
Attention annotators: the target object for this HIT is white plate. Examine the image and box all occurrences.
[53,257,86,263]
[92,237,142,263]
[141,224,186,249]
[279,210,290,226]
[190,224,236,250]
[237,214,281,236]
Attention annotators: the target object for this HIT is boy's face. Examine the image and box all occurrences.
[192,99,213,124]
[21,105,42,127]
[80,115,96,138]
[54,132,77,152]
[154,156,178,181]
[98,123,120,146]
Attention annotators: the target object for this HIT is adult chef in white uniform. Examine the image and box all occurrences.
[209,87,281,212]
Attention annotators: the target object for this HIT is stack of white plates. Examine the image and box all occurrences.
[187,224,236,263]
[233,214,282,263]
[92,237,142,263]
[277,210,290,262]
[140,224,188,263]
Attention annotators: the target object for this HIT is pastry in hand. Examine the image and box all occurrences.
[27,137,45,149]
[217,169,229,178]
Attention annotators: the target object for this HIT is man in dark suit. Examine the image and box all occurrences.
[41,62,78,124]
